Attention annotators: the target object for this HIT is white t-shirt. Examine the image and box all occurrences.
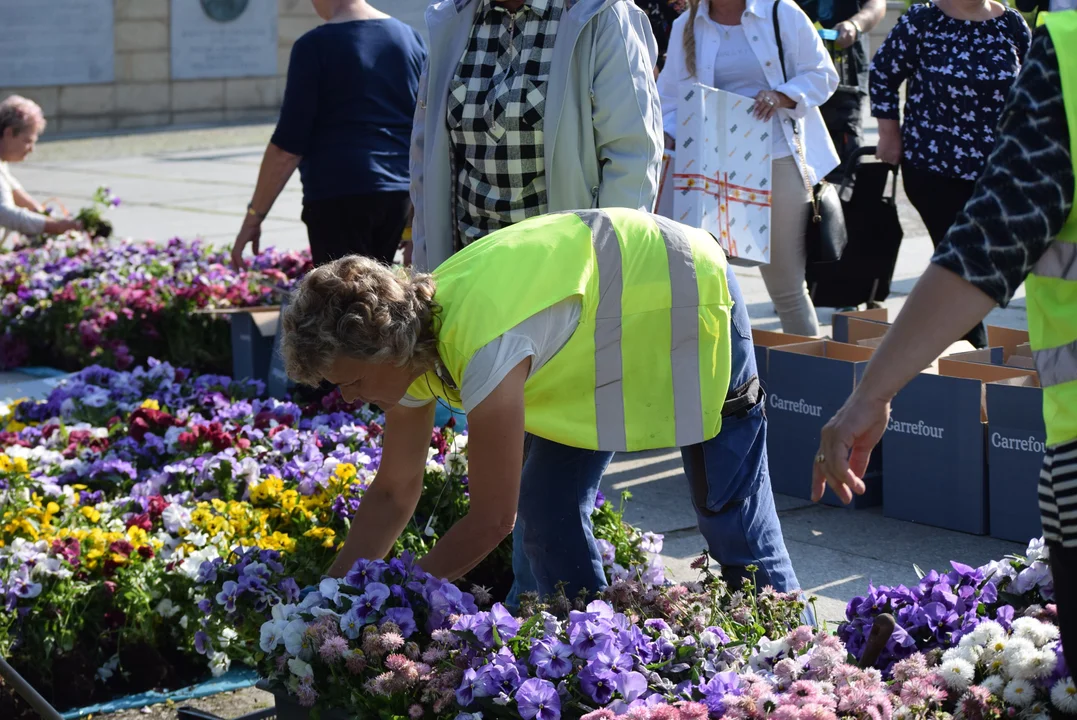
[711,23,792,159]
[400,297,582,414]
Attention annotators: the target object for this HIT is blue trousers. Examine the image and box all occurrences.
[507,263,800,604]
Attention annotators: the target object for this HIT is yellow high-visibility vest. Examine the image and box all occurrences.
[1029,11,1077,446]
[405,208,734,452]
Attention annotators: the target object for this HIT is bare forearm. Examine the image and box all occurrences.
[327,483,418,578]
[417,513,512,582]
[12,187,42,213]
[851,0,886,34]
[878,118,900,136]
[854,264,997,404]
[249,142,300,216]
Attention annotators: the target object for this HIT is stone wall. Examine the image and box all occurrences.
[0,0,904,138]
[0,0,321,136]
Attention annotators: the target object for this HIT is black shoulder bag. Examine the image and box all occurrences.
[772,0,848,264]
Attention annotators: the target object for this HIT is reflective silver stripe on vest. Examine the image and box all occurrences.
[574,210,627,451]
[652,215,705,446]
[1035,338,1077,389]
[1033,240,1077,282]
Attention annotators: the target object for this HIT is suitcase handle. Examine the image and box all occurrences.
[838,146,900,203]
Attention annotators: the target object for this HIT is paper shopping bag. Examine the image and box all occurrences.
[673,83,773,266]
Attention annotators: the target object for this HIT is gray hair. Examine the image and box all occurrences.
[0,95,46,136]
[280,255,441,386]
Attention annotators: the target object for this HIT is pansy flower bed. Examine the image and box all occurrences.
[0,231,311,372]
[0,361,660,717]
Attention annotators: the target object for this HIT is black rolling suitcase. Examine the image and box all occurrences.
[807,147,904,308]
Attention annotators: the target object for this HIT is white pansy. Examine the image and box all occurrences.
[319,577,341,606]
[162,504,191,533]
[283,618,309,656]
[288,658,314,679]
[219,628,238,648]
[444,452,467,476]
[272,603,298,622]
[209,651,231,677]
[452,434,469,450]
[178,547,220,579]
[155,599,180,618]
[179,615,189,629]
[939,658,975,692]
[186,531,209,548]
[1051,678,1077,714]
[260,619,288,653]
[1026,537,1048,563]
[1002,678,1035,707]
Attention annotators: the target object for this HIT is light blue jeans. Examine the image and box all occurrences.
[507,263,801,604]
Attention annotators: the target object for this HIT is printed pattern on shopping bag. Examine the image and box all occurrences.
[673,84,773,266]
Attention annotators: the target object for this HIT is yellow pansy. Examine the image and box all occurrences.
[140,399,160,411]
[335,463,357,482]
[80,506,101,524]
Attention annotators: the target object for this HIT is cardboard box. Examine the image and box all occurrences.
[765,340,881,507]
[883,361,1037,535]
[832,308,888,344]
[986,373,1046,543]
[752,330,817,391]
[987,326,1031,362]
[231,310,280,384]
[267,299,293,399]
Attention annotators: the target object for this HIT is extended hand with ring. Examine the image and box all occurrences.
[810,393,891,504]
[752,90,786,122]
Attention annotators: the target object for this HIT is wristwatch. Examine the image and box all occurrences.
[246,203,267,221]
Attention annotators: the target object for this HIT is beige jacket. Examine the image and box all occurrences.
[409,0,664,270]
[0,162,45,237]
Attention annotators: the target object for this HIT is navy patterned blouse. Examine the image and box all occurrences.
[870,3,1031,180]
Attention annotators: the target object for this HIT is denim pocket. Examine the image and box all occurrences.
[686,402,767,514]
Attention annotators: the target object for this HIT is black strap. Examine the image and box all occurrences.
[772,0,788,84]
[721,375,763,419]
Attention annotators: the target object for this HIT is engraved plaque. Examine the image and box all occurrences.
[171,0,277,80]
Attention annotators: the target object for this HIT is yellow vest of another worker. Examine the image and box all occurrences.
[1030,12,1077,447]
[405,208,734,452]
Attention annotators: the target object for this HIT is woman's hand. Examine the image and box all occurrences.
[43,218,82,235]
[811,391,890,504]
[751,90,794,122]
[876,120,902,166]
[231,217,262,271]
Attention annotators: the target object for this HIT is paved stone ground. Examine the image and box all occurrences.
[8,118,1032,631]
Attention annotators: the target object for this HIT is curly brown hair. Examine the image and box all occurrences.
[280,256,440,387]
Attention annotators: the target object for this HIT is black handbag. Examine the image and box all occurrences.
[772,0,848,264]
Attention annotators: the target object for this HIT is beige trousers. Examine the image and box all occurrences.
[759,157,819,337]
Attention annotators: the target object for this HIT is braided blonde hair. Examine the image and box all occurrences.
[683,0,701,78]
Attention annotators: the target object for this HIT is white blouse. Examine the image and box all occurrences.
[0,162,46,236]
[658,0,841,184]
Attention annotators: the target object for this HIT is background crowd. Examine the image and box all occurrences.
[225,0,1030,343]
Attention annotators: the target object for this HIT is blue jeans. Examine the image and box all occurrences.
[507,264,800,605]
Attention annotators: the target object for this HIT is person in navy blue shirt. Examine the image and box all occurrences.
[232,0,427,269]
